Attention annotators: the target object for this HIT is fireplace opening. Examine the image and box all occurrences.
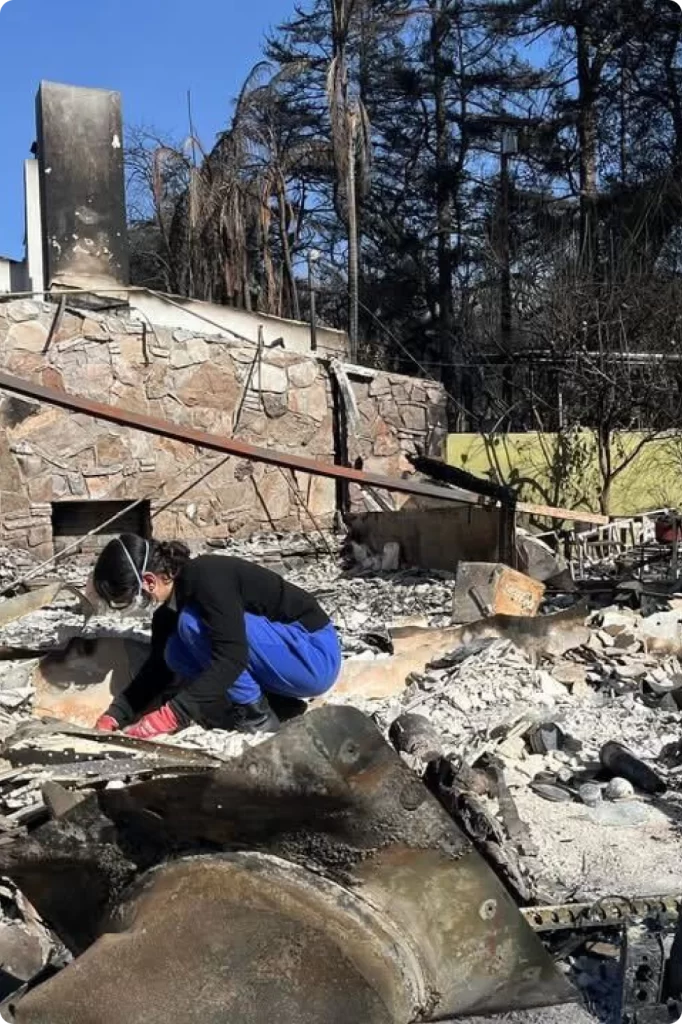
[51,500,152,555]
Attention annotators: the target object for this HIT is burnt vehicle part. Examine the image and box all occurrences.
[521,896,682,1024]
[0,706,573,1023]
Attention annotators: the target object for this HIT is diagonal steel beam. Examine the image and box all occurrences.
[0,369,489,507]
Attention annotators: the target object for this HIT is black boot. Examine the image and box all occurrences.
[229,697,280,735]
[266,692,308,722]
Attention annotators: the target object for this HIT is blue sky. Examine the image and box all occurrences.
[0,0,294,259]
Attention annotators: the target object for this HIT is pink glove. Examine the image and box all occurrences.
[125,704,180,740]
[95,714,119,732]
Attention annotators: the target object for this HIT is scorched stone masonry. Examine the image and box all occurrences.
[0,299,447,557]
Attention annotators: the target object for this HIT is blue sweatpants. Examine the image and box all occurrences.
[164,606,342,705]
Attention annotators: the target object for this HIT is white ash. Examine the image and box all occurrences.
[205,530,337,567]
[0,542,681,905]
[0,531,338,598]
[0,662,37,695]
[0,687,33,712]
[332,639,555,761]
[0,610,151,653]
[2,779,45,813]
[334,636,678,770]
[156,724,271,761]
[558,690,678,763]
[326,630,682,900]
[0,548,41,592]
[290,566,456,637]
[0,552,455,658]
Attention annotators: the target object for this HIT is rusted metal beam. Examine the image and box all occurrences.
[0,370,486,507]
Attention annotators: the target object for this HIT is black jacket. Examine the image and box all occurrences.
[108,555,329,727]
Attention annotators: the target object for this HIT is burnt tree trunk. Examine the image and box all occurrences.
[431,1,456,412]
[576,23,600,270]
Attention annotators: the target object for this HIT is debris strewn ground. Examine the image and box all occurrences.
[0,530,681,1020]
[2,541,681,898]
[86,542,682,909]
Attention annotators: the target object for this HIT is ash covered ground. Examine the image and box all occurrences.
[0,533,681,1021]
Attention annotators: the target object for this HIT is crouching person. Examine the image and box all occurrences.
[92,534,342,739]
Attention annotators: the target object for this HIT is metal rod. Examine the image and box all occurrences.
[0,369,486,507]
[42,295,66,354]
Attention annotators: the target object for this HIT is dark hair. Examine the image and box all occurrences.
[93,534,191,608]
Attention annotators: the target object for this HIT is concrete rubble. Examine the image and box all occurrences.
[0,535,680,1021]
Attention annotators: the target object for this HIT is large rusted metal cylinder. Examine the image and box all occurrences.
[1,707,574,1023]
[11,853,425,1024]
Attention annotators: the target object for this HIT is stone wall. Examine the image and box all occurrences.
[0,298,447,558]
[345,368,447,512]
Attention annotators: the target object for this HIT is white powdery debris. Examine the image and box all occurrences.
[82,613,151,643]
[339,637,676,773]
[158,725,271,761]
[0,547,41,590]
[368,640,557,759]
[205,531,336,566]
[0,610,151,653]
[286,566,455,648]
[558,693,678,763]
[339,635,682,902]
[0,555,453,660]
